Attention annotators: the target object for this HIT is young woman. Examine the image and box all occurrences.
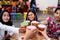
[26,10,38,21]
[47,8,60,40]
[22,10,38,40]
[0,10,19,40]
[39,8,60,40]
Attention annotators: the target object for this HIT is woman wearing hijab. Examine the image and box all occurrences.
[0,10,19,40]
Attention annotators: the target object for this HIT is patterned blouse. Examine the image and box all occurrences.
[46,16,60,38]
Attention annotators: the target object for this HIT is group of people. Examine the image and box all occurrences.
[20,8,60,40]
[0,6,60,40]
[20,7,60,40]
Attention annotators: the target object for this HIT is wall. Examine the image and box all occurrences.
[36,0,58,10]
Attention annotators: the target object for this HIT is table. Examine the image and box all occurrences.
[19,33,57,40]
[19,33,46,40]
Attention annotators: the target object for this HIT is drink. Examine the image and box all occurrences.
[31,21,39,27]
[38,24,46,31]
[20,21,29,33]
[25,21,30,26]
[21,21,29,26]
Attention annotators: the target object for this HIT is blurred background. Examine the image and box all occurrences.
[0,0,60,27]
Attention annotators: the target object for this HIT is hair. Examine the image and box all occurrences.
[0,10,13,40]
[26,10,38,21]
[0,10,13,26]
[55,7,60,13]
[26,0,28,1]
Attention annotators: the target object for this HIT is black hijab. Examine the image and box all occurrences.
[26,10,38,22]
[0,10,13,40]
[0,10,13,26]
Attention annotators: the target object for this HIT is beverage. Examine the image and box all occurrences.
[38,24,46,31]
[25,21,30,26]
[31,21,39,27]
[20,21,29,33]
[21,21,29,27]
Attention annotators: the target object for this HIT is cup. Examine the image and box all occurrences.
[20,21,29,33]
[25,21,30,26]
[38,24,46,31]
[31,21,39,27]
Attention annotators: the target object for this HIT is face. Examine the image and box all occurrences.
[28,12,35,21]
[2,12,10,22]
[54,10,60,21]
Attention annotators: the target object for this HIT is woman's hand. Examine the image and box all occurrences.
[10,33,18,40]
[5,34,10,38]
[2,34,10,40]
[38,27,46,34]
[24,28,37,40]
[38,26,51,40]
[26,28,37,37]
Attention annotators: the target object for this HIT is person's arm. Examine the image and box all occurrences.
[0,23,19,40]
[38,17,52,40]
[38,27,51,40]
[0,23,19,34]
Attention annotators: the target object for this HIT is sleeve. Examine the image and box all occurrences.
[0,23,19,34]
[46,17,54,38]
[12,25,15,27]
[46,16,52,22]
